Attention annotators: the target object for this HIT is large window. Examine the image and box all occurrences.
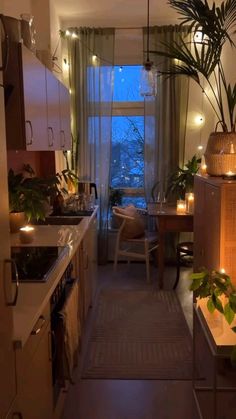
[110,65,145,208]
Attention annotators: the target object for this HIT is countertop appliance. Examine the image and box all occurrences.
[11,246,67,282]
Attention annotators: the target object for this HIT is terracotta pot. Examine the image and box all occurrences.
[205,132,236,176]
[9,212,26,233]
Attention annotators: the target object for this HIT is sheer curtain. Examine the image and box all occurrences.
[67,28,115,263]
[144,25,190,202]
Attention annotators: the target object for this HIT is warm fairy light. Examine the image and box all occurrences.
[198,145,203,151]
[194,114,204,126]
[220,268,225,274]
[71,32,78,38]
[92,54,97,62]
[65,30,71,36]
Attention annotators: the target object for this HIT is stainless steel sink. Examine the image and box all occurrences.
[34,216,83,225]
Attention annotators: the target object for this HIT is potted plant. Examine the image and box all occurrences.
[166,154,201,199]
[151,0,236,175]
[190,269,236,363]
[8,167,50,232]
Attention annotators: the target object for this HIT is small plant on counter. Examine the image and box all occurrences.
[109,187,124,208]
[8,167,49,221]
[190,269,236,363]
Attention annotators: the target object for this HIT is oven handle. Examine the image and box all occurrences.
[4,258,19,306]
[31,315,46,335]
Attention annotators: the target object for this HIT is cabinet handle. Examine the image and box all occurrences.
[12,413,23,418]
[31,315,46,335]
[47,126,54,147]
[25,120,33,145]
[0,14,10,71]
[60,129,65,148]
[4,259,19,306]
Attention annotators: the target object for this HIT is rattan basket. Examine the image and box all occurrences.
[205,132,236,175]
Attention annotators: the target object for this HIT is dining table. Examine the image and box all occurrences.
[147,203,194,288]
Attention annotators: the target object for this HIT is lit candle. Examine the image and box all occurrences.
[185,193,194,214]
[19,225,35,244]
[199,164,207,175]
[176,200,186,214]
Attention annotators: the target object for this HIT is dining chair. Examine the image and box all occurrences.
[112,206,159,283]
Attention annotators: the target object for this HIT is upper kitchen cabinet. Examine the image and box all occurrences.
[4,42,71,151]
[45,68,60,150]
[4,42,48,150]
[59,82,71,150]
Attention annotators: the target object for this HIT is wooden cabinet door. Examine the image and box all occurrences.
[59,83,71,150]
[204,183,221,271]
[194,176,206,270]
[0,52,16,418]
[45,69,60,150]
[17,322,53,419]
[21,45,48,150]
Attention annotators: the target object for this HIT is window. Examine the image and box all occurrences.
[110,65,146,208]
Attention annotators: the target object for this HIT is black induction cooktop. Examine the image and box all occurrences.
[11,246,67,282]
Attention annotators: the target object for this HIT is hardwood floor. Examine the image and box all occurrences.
[62,262,198,419]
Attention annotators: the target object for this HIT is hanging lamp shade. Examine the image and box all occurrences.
[140,0,157,97]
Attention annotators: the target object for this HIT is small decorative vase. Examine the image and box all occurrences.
[9,212,26,233]
[20,13,36,53]
[205,132,236,176]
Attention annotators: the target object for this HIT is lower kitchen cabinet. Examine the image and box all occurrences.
[79,215,97,324]
[15,305,53,419]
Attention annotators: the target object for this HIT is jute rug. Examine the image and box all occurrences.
[82,289,193,380]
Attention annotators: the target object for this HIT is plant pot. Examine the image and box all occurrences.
[9,212,26,233]
[205,132,236,176]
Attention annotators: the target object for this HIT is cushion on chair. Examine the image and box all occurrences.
[115,205,145,239]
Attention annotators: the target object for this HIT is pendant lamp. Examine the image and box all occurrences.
[140,0,157,97]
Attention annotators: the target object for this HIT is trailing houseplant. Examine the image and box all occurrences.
[151,0,236,174]
[190,269,236,363]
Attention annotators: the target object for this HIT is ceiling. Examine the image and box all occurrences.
[54,0,179,28]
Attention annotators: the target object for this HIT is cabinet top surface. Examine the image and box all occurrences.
[11,207,98,348]
[195,174,236,186]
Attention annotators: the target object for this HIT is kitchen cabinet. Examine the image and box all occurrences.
[4,42,48,150]
[45,68,60,150]
[15,304,53,419]
[4,42,71,151]
[79,215,98,323]
[0,41,17,418]
[59,82,71,150]
[194,175,236,285]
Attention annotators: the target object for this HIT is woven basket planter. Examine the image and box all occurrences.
[205,132,236,176]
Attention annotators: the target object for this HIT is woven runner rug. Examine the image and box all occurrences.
[82,289,193,380]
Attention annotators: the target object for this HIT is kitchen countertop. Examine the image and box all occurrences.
[11,207,98,348]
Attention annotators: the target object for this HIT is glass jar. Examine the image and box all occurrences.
[20,13,36,53]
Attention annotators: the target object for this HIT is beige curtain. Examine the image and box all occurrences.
[67,28,115,263]
[144,25,190,261]
[144,25,190,202]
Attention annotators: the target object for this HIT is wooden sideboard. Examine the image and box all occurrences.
[194,175,236,286]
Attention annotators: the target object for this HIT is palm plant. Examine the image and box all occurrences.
[167,154,201,199]
[151,0,236,132]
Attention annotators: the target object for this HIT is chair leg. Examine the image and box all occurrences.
[145,241,150,283]
[173,248,181,289]
[113,238,119,272]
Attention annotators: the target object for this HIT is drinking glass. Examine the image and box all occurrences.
[157,191,166,214]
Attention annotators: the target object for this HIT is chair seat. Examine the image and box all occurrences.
[122,231,158,244]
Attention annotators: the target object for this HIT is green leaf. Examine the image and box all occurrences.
[207,297,215,314]
[212,293,224,313]
[224,302,235,325]
[189,277,203,291]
